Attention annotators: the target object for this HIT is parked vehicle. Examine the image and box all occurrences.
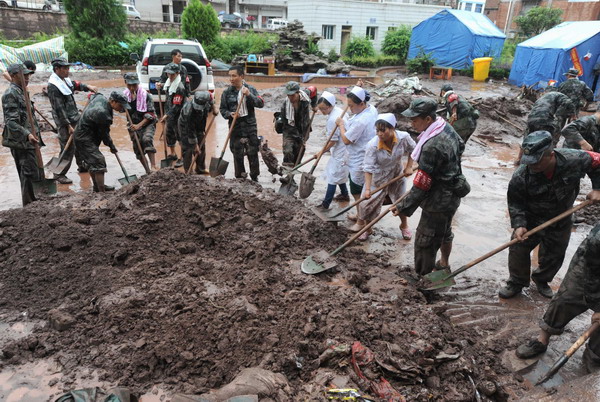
[266,18,288,30]
[218,12,250,29]
[122,3,141,19]
[130,38,215,106]
[0,0,60,11]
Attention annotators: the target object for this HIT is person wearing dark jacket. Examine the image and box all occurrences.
[179,91,218,174]
[159,62,186,168]
[123,73,157,170]
[278,81,312,166]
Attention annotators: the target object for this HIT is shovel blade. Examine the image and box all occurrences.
[278,175,298,196]
[298,172,316,199]
[118,175,138,185]
[312,207,346,223]
[301,251,338,274]
[209,157,228,177]
[420,268,456,291]
[47,157,70,175]
[160,158,173,169]
[32,178,57,195]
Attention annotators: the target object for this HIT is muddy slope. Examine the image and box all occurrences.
[0,170,519,400]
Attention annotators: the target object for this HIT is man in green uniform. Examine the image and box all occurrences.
[73,92,130,192]
[562,106,600,152]
[526,92,575,146]
[499,131,600,299]
[2,63,43,206]
[515,223,600,373]
[219,65,264,181]
[47,57,98,182]
[156,48,190,96]
[557,68,594,117]
[178,91,218,174]
[159,62,186,168]
[439,84,479,143]
[394,98,468,276]
[123,73,157,170]
[278,81,312,166]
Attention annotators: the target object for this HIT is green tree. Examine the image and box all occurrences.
[514,7,563,38]
[63,0,127,40]
[381,26,412,61]
[181,0,221,45]
[344,36,375,58]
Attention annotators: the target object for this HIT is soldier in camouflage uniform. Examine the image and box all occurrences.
[178,91,218,174]
[394,98,468,276]
[156,48,191,96]
[73,92,130,192]
[219,65,264,181]
[558,68,594,117]
[562,107,600,152]
[499,131,600,299]
[159,63,186,168]
[439,84,479,143]
[527,91,575,146]
[278,81,312,166]
[47,57,98,183]
[515,223,600,373]
[1,63,43,206]
[123,73,157,170]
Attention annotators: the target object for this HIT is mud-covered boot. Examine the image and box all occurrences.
[516,339,548,359]
[534,281,554,299]
[582,347,600,373]
[498,283,523,299]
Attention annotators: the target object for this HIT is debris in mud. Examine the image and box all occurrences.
[575,202,600,226]
[0,170,520,400]
[260,138,283,176]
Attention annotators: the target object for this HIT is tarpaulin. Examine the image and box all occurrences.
[407,9,506,69]
[0,36,67,71]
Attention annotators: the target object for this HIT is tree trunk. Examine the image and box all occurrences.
[228,0,236,13]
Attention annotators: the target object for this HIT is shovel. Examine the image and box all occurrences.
[299,105,349,199]
[422,200,593,290]
[46,134,74,175]
[209,93,245,177]
[278,155,317,196]
[186,113,217,174]
[302,191,409,274]
[157,90,173,169]
[114,152,138,185]
[124,109,151,175]
[535,321,600,386]
[19,69,56,195]
[34,106,58,133]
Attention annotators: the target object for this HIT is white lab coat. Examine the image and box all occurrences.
[322,106,349,185]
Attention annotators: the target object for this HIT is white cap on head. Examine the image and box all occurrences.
[350,86,366,102]
[376,113,396,128]
[321,91,336,107]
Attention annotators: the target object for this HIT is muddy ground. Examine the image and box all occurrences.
[0,71,599,401]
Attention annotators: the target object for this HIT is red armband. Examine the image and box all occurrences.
[308,86,317,98]
[186,76,190,83]
[74,80,82,91]
[448,93,458,102]
[173,95,183,105]
[413,169,432,191]
[586,151,600,168]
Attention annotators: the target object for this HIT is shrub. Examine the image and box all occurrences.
[342,55,402,68]
[406,49,435,74]
[327,49,340,63]
[344,36,375,58]
[181,0,220,46]
[204,31,278,63]
[63,0,126,40]
[381,25,411,62]
[514,6,562,38]
[306,38,322,56]
[499,38,519,65]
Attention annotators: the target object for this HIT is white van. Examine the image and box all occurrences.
[267,18,288,30]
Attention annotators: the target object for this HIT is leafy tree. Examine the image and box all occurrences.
[181,0,221,45]
[514,7,563,37]
[63,0,127,40]
[344,36,375,58]
[381,25,412,61]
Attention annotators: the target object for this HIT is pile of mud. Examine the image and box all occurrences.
[575,202,600,226]
[0,170,519,400]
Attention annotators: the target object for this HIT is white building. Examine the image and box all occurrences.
[288,0,448,54]
[458,0,485,14]
[237,0,287,29]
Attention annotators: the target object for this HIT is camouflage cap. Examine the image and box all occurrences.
[564,68,579,76]
[285,81,300,95]
[51,57,71,67]
[109,91,131,110]
[521,131,553,165]
[6,63,33,75]
[401,97,437,118]
[193,91,212,110]
[123,72,140,85]
[440,84,453,92]
[164,62,180,74]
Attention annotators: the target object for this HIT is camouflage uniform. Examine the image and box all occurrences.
[219,83,264,180]
[164,82,186,148]
[73,94,117,173]
[557,78,594,116]
[127,91,157,159]
[47,78,92,173]
[2,82,43,206]
[562,115,600,152]
[160,63,190,96]
[443,92,478,143]
[280,96,311,165]
[540,223,600,369]
[178,96,213,173]
[396,122,466,276]
[506,149,600,288]
[526,92,575,146]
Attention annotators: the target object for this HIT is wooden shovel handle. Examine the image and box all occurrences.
[186,113,217,174]
[18,69,44,169]
[309,105,350,175]
[566,321,600,357]
[57,134,74,160]
[449,200,593,280]
[34,106,57,132]
[293,109,317,167]
[157,89,164,118]
[125,109,151,174]
[219,93,246,160]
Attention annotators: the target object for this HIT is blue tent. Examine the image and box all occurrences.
[407,9,506,69]
[508,21,600,93]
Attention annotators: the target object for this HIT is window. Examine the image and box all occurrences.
[463,2,472,11]
[322,25,334,40]
[366,26,377,40]
[475,3,483,12]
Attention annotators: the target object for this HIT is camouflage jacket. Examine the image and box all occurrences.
[160,63,190,96]
[128,91,157,125]
[280,97,311,139]
[219,83,264,138]
[562,115,600,151]
[557,78,594,110]
[582,223,600,311]
[165,83,186,121]
[397,122,465,216]
[2,83,41,150]
[73,94,116,150]
[443,92,477,121]
[528,92,574,126]
[47,79,90,127]
[178,99,213,144]
[507,149,600,228]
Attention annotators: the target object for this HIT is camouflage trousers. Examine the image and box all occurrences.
[56,123,84,175]
[74,137,107,173]
[507,216,572,287]
[230,135,260,180]
[10,148,42,206]
[282,134,304,165]
[131,124,156,159]
[452,117,476,143]
[165,116,180,148]
[414,209,456,276]
[180,132,206,173]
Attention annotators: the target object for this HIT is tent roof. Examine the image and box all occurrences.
[519,21,600,50]
[442,9,506,39]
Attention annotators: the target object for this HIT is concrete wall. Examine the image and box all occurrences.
[288,0,448,54]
